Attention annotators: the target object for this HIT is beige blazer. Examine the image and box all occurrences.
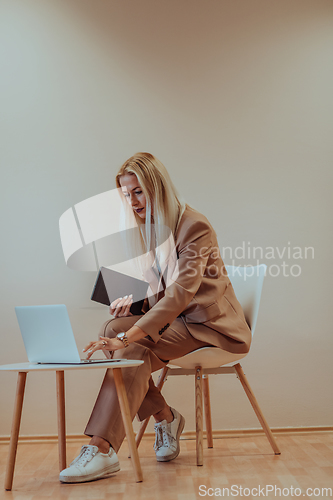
[135,205,252,354]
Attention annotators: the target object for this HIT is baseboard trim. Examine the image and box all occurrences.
[0,426,332,445]
[180,426,333,441]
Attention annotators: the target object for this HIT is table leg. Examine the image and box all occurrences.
[56,371,66,471]
[113,368,143,482]
[5,371,27,491]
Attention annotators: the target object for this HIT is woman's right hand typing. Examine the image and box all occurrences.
[110,294,133,317]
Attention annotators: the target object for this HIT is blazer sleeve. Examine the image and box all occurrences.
[134,219,213,342]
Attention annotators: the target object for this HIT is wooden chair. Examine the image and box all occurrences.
[135,264,281,465]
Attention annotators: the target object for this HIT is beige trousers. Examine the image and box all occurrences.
[84,314,212,452]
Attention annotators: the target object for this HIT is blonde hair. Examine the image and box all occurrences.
[115,152,187,274]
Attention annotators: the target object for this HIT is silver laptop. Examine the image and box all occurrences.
[15,304,120,364]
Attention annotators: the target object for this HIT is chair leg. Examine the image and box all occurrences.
[135,366,169,448]
[195,366,203,466]
[5,371,27,491]
[202,375,213,448]
[234,363,281,455]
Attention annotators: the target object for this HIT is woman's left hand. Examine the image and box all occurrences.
[83,336,124,360]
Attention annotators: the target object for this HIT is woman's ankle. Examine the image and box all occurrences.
[89,436,110,454]
[153,406,173,424]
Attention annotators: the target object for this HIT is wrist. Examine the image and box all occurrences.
[116,332,130,348]
[113,339,125,349]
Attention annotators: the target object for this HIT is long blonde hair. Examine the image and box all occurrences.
[115,152,187,276]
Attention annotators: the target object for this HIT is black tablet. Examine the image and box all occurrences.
[91,267,150,316]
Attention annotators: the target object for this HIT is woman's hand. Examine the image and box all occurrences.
[110,295,133,317]
[83,336,124,360]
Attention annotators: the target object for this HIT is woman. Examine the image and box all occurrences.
[59,152,252,483]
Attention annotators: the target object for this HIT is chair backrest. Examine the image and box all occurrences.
[225,264,267,336]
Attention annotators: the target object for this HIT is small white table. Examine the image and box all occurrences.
[0,360,144,490]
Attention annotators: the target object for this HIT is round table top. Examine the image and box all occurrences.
[0,359,144,372]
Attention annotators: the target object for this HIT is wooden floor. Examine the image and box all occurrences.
[0,432,333,500]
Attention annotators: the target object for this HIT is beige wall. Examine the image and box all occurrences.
[0,0,332,438]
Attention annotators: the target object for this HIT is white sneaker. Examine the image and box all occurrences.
[59,445,120,483]
[154,407,185,462]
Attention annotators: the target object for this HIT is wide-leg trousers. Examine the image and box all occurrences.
[84,314,212,452]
